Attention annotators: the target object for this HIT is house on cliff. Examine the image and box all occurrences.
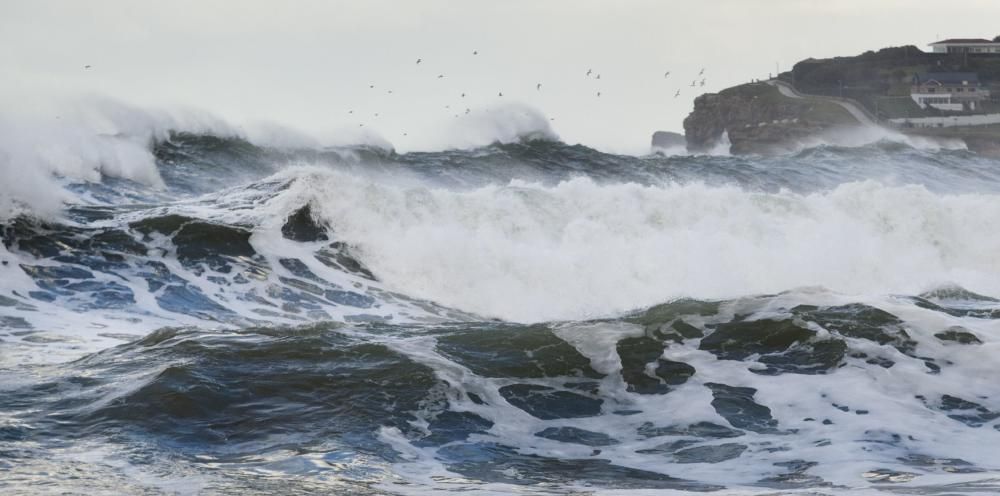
[910,72,990,111]
[929,39,1000,54]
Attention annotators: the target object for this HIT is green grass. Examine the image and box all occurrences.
[873,96,929,119]
[750,84,859,126]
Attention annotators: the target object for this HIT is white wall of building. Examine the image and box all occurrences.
[931,43,1000,53]
[890,113,1000,127]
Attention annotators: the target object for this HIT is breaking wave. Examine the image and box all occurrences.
[3,108,1000,494]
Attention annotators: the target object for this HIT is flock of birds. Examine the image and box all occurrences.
[82,54,711,134]
[341,51,709,130]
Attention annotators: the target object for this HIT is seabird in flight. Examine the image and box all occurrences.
[416,58,422,64]
[674,90,681,98]
[536,83,541,90]
[586,69,592,76]
[664,71,670,78]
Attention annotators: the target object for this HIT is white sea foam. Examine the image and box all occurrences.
[265,168,1000,322]
[410,102,558,152]
[0,95,241,220]
[371,289,1000,493]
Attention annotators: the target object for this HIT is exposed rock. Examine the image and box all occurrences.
[650,131,686,150]
[683,83,855,155]
[281,205,329,242]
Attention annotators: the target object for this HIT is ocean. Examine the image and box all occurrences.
[2,113,1000,495]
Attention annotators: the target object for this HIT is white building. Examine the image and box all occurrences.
[929,38,1000,54]
[910,72,990,112]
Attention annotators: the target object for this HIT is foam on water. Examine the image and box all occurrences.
[367,290,1000,494]
[261,167,1000,322]
[3,113,1000,494]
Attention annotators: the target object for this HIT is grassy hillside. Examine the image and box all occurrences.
[786,46,1000,120]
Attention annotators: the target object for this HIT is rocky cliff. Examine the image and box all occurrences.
[683,83,857,155]
[650,131,686,150]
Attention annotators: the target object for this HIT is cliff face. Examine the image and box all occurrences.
[683,83,856,155]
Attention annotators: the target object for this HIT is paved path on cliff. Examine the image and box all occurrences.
[767,79,878,127]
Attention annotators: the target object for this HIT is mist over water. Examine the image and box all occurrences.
[3,101,1000,494]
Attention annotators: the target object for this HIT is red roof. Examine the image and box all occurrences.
[930,38,996,45]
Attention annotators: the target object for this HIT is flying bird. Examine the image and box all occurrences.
[596,91,601,97]
[596,74,601,80]
[416,58,422,64]
[370,84,375,89]
[498,91,503,97]
[473,50,478,55]
[674,90,681,98]
[699,68,705,75]
[84,65,91,69]
[586,69,592,76]
[664,71,670,78]
[437,74,444,79]
[461,92,466,97]
[690,81,696,87]
[465,108,470,114]
[348,110,353,114]
[699,79,706,87]
[536,83,541,90]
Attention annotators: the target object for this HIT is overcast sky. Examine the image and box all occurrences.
[3,0,1000,154]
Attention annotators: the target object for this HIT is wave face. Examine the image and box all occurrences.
[3,130,1000,494]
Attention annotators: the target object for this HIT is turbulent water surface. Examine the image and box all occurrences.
[3,128,1000,495]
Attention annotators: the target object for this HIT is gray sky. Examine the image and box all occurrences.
[3,0,1000,154]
